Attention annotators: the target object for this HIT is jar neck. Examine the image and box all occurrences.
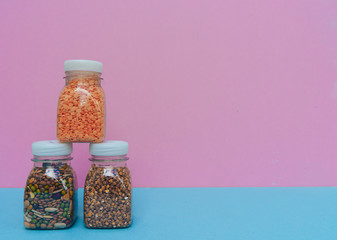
[90,155,128,168]
[65,70,102,86]
[32,154,72,167]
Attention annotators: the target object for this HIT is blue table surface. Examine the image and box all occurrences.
[1,187,337,240]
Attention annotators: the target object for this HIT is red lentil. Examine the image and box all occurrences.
[57,70,105,143]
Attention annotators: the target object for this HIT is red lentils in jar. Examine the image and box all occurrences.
[57,60,105,143]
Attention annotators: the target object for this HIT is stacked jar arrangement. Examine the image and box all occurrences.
[24,60,132,230]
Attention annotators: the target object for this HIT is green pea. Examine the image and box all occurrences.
[31,186,36,192]
[67,215,71,219]
[60,203,65,208]
[55,182,59,186]
[44,185,49,189]
[36,223,40,228]
[61,190,66,195]
[64,208,69,212]
[36,189,40,194]
[44,190,48,193]
[33,215,37,219]
[29,184,33,188]
[66,183,70,188]
[32,219,37,224]
[44,194,49,199]
[62,212,67,217]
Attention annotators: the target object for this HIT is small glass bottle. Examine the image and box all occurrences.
[57,60,105,143]
[24,140,77,229]
[84,141,132,228]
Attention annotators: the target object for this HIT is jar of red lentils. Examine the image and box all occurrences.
[84,141,132,228]
[57,60,105,143]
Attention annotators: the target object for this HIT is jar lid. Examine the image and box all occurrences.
[32,140,73,156]
[64,60,103,73]
[90,141,129,156]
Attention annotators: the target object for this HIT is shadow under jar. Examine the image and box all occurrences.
[24,140,77,230]
[57,60,105,143]
[84,141,132,228]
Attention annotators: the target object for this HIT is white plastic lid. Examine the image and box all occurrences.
[32,140,73,156]
[64,60,103,73]
[90,141,129,156]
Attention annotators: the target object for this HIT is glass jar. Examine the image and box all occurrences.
[57,60,105,143]
[24,141,77,229]
[84,141,132,228]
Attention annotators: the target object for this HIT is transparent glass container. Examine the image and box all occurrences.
[24,155,77,229]
[84,155,132,228]
[57,70,105,143]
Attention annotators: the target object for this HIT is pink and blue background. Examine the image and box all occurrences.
[1,0,337,188]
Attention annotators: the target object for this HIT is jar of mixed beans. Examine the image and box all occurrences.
[84,141,132,228]
[24,140,77,229]
[57,60,105,143]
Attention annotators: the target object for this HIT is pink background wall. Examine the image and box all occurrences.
[1,0,337,188]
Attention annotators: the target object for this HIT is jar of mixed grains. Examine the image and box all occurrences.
[24,140,77,229]
[84,141,132,228]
